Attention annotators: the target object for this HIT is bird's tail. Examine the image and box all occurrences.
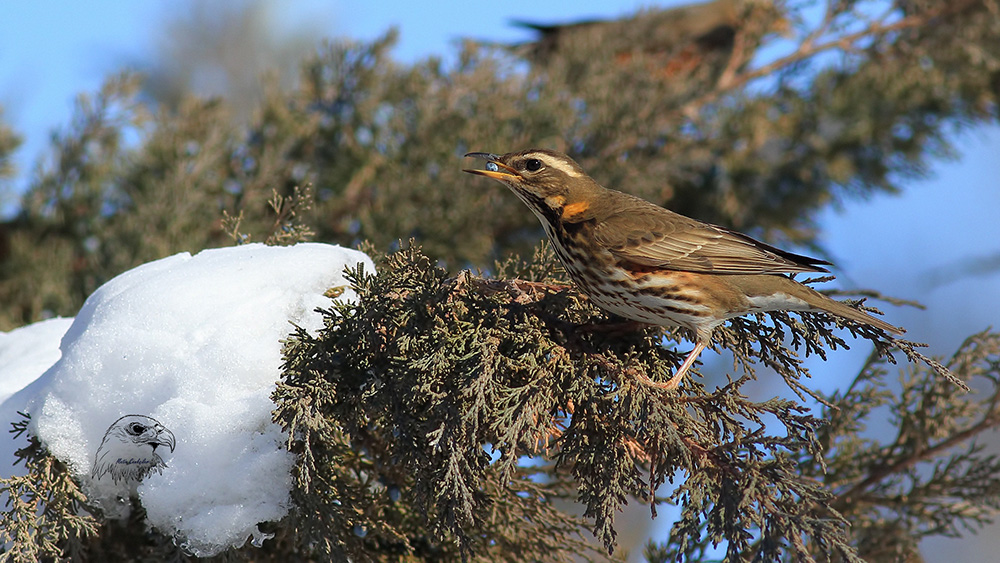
[736,274,904,335]
[792,280,904,335]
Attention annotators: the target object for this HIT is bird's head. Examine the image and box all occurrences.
[112,415,177,453]
[464,149,601,222]
[92,414,177,485]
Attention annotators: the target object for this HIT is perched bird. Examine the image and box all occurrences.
[92,415,176,485]
[512,0,743,68]
[503,0,789,84]
[464,149,903,390]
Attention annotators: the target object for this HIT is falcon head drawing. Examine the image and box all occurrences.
[91,415,176,485]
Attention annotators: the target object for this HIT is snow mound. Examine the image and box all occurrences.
[0,243,373,556]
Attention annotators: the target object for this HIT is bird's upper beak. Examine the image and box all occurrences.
[152,426,177,453]
[463,152,521,181]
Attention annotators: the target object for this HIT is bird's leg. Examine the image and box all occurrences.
[635,341,707,391]
[667,341,707,388]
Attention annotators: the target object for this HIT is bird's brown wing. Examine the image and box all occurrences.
[592,199,830,275]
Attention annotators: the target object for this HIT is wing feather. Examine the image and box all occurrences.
[592,194,829,275]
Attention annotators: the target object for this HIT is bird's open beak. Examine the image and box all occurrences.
[463,152,520,181]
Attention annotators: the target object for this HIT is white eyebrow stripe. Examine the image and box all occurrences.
[529,153,582,177]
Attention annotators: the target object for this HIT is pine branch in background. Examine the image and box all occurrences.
[222,184,316,246]
[0,109,21,185]
[264,184,316,245]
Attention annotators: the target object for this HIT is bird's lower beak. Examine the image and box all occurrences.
[464,168,520,181]
[463,152,520,181]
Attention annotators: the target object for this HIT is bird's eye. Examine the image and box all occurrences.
[128,423,146,434]
[525,159,542,172]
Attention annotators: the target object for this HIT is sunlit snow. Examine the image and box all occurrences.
[0,243,373,556]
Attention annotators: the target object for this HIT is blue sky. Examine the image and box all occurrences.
[2,0,999,558]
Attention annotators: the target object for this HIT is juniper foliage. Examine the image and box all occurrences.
[271,242,999,561]
[0,415,98,562]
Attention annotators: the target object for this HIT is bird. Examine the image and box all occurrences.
[463,149,903,390]
[511,0,743,68]
[92,414,176,485]
[501,0,789,83]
